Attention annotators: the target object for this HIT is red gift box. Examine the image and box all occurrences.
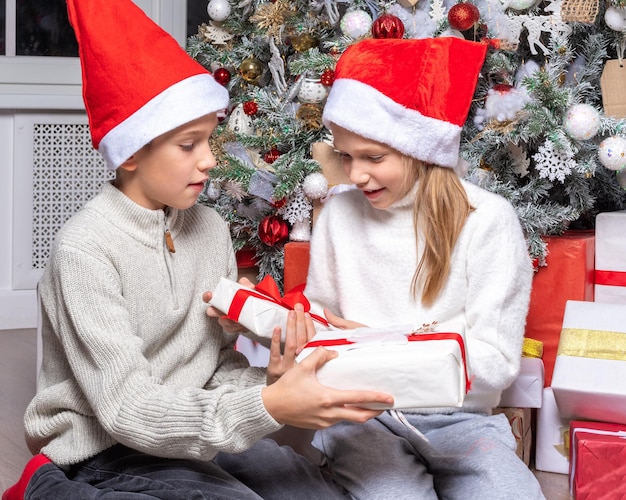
[284,241,311,292]
[525,231,595,386]
[569,420,626,500]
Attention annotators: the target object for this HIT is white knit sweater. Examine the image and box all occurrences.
[305,179,533,413]
[25,182,281,467]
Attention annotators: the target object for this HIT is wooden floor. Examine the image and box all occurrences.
[0,328,572,498]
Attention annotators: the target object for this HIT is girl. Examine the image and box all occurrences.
[305,37,545,499]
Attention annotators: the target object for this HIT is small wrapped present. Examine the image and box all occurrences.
[525,230,595,386]
[595,210,626,304]
[552,300,626,424]
[210,275,331,347]
[499,357,544,408]
[494,407,532,466]
[569,420,626,500]
[296,321,470,410]
[535,387,570,475]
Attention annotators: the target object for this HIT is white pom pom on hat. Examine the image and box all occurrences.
[322,37,487,169]
[66,0,229,170]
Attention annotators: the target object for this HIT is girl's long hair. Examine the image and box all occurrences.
[404,158,473,306]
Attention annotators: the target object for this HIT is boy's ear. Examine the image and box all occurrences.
[119,154,138,172]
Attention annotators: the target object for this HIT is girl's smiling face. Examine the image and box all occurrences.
[331,124,414,209]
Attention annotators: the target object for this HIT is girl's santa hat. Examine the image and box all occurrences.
[323,37,487,169]
[67,0,229,170]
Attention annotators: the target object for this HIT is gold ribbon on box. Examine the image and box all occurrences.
[522,337,543,358]
[557,327,626,360]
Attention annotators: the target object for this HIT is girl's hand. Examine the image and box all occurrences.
[203,277,255,334]
[323,308,366,330]
[262,347,394,429]
[266,303,316,385]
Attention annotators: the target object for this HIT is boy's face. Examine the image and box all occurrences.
[118,113,219,210]
[331,124,412,209]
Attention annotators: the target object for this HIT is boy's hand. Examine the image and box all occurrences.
[262,347,394,428]
[203,277,255,334]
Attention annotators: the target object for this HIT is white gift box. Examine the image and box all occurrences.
[551,300,626,424]
[210,276,331,347]
[595,210,626,303]
[498,357,544,408]
[296,322,470,410]
[535,387,570,474]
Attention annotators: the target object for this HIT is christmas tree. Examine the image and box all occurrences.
[187,0,626,287]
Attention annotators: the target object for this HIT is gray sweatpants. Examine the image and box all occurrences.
[312,411,546,500]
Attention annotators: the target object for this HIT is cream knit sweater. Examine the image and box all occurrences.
[305,179,533,414]
[24,182,281,467]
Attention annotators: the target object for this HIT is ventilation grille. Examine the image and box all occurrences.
[31,123,113,269]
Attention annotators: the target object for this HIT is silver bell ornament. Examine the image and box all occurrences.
[297,77,329,104]
[227,104,255,135]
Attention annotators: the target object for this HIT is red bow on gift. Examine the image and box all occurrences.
[226,275,329,327]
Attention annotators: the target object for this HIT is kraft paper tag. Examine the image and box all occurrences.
[601,60,626,119]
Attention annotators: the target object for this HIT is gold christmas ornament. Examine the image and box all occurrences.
[296,103,324,129]
[250,0,297,41]
[291,32,319,52]
[240,57,264,84]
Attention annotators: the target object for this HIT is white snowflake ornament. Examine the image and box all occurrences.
[533,140,576,182]
[279,187,313,224]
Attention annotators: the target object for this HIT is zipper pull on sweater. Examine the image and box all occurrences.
[164,229,176,253]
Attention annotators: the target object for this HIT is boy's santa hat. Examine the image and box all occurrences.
[323,37,487,169]
[67,0,229,170]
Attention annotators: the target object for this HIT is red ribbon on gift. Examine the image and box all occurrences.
[595,270,626,287]
[305,331,471,393]
[227,275,330,327]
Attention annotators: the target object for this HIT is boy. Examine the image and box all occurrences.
[7,1,391,498]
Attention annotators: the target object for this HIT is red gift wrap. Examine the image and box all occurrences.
[525,231,595,386]
[569,420,626,500]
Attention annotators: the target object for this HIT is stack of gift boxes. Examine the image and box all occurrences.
[229,144,626,497]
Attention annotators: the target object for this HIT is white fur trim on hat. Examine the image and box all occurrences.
[323,78,462,168]
[99,73,228,169]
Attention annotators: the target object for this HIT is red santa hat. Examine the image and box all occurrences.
[323,37,487,169]
[67,0,229,170]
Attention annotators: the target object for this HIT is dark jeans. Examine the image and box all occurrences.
[26,439,347,499]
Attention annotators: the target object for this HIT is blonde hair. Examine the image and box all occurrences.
[404,158,473,306]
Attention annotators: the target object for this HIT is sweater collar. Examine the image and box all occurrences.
[95,181,180,249]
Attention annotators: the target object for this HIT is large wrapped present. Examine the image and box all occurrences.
[499,356,544,408]
[535,387,570,474]
[210,275,331,347]
[595,210,626,303]
[494,407,532,466]
[296,321,470,410]
[525,231,595,386]
[552,300,626,424]
[569,420,626,500]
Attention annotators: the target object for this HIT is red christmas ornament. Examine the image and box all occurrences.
[492,83,513,93]
[371,13,405,39]
[263,147,282,164]
[214,67,231,86]
[447,3,480,31]
[271,197,287,209]
[258,215,289,246]
[243,100,259,115]
[320,68,335,86]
